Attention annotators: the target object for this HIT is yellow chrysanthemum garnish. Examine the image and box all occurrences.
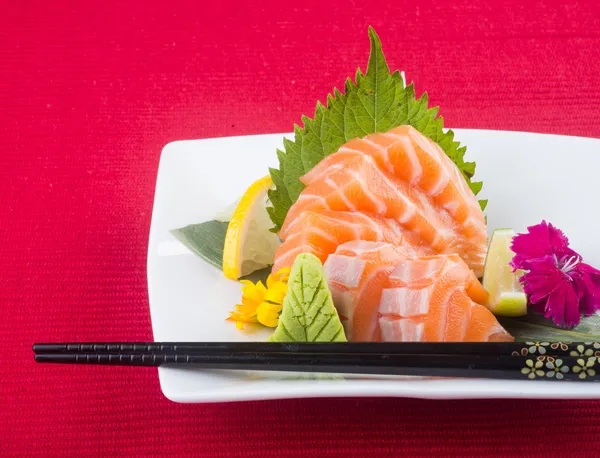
[227,268,290,330]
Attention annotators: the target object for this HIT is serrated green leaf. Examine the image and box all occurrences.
[463,162,476,177]
[268,27,484,231]
[499,313,600,342]
[470,181,483,195]
[269,253,347,342]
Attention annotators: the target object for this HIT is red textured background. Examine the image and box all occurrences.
[2,1,600,456]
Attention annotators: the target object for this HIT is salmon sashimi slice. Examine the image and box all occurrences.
[302,125,484,231]
[296,125,487,275]
[278,152,484,274]
[281,154,458,250]
[324,242,513,342]
[271,210,429,273]
[324,241,414,342]
[379,254,511,342]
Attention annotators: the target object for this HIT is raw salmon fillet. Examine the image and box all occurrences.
[324,242,512,342]
[271,210,431,274]
[274,125,487,277]
[323,241,415,342]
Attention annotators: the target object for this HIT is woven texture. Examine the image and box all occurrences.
[2,1,600,456]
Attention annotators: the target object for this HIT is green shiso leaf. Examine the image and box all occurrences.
[499,313,600,342]
[267,26,483,231]
[270,253,347,342]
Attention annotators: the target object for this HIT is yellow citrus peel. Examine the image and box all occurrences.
[222,175,280,280]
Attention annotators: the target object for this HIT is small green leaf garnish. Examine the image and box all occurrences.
[499,313,600,342]
[270,253,346,342]
[267,26,483,231]
[171,221,271,282]
[171,221,228,270]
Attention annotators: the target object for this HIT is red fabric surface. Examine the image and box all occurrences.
[2,1,600,456]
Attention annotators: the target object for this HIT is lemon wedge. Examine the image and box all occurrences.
[482,228,528,317]
[222,175,280,280]
[214,199,240,222]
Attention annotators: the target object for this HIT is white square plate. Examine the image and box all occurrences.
[148,129,600,403]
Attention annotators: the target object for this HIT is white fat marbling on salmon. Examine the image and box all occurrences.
[325,177,357,211]
[389,257,441,284]
[362,137,393,171]
[338,147,367,155]
[274,243,313,262]
[346,169,387,215]
[336,240,390,255]
[324,254,366,288]
[408,127,481,216]
[286,226,337,246]
[443,200,460,214]
[398,135,424,184]
[300,150,360,185]
[379,317,425,342]
[429,171,451,197]
[328,285,355,336]
[380,286,432,317]
[378,317,396,341]
[357,157,456,248]
[282,194,328,235]
[352,212,383,239]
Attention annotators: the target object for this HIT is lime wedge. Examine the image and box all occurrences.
[482,229,527,317]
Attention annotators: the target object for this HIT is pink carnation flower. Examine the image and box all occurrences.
[510,221,600,328]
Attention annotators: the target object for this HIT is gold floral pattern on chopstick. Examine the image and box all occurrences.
[520,355,597,380]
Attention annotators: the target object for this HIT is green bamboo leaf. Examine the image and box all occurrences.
[171,221,272,283]
[171,221,228,270]
[499,314,600,342]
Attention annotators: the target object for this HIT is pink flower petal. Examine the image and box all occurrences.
[529,301,547,315]
[511,221,576,271]
[575,263,600,316]
[546,222,571,254]
[543,280,580,328]
[518,256,561,303]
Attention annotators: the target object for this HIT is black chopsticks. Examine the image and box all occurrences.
[33,341,600,382]
[32,341,596,357]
